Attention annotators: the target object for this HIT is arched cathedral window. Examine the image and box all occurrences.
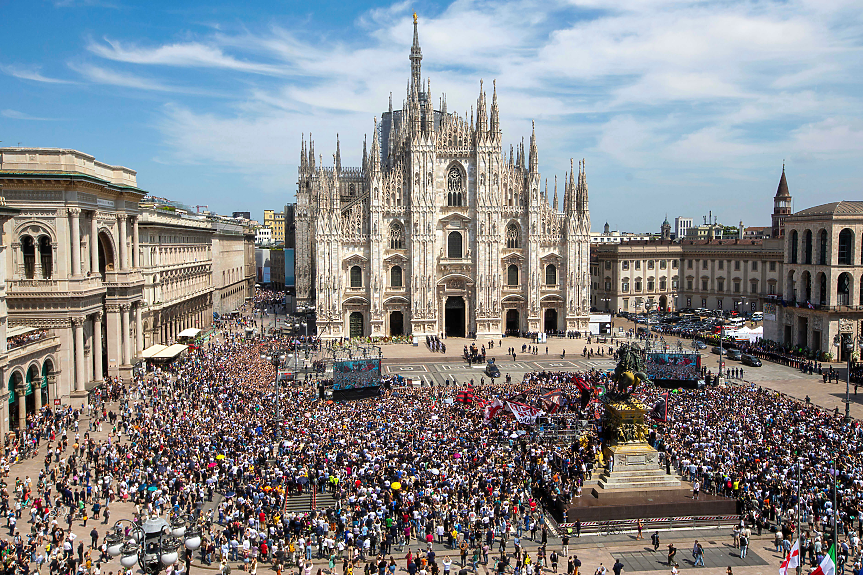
[389,223,405,250]
[506,223,520,249]
[447,166,463,207]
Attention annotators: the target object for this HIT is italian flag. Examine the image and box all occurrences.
[811,544,836,575]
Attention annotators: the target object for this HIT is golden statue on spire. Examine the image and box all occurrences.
[413,12,417,24]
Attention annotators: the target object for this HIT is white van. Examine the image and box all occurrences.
[726,317,745,328]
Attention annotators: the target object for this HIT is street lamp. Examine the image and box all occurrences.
[105,515,202,574]
[833,334,862,422]
[261,349,287,437]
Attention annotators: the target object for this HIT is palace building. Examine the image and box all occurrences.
[295,16,591,338]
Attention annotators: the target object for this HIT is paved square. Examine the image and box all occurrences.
[614,546,768,571]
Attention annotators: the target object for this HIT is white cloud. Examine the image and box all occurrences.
[87,38,290,76]
[2,64,73,84]
[1,109,58,121]
[791,118,863,155]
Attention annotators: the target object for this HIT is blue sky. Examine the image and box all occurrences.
[2,0,862,231]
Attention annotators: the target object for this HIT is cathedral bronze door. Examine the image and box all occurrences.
[349,312,364,338]
[445,297,465,338]
[506,309,520,336]
[390,311,404,336]
[544,309,558,334]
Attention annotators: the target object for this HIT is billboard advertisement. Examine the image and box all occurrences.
[646,352,701,382]
[333,358,382,390]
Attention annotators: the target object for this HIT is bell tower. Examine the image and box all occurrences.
[772,163,791,238]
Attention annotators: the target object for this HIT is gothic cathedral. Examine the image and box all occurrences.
[295,16,591,339]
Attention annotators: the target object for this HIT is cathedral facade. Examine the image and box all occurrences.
[295,17,591,339]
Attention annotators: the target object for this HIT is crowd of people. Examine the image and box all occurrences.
[3,310,863,575]
[6,329,49,351]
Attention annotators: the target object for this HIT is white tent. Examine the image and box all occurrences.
[177,328,201,339]
[140,344,168,359]
[151,344,189,361]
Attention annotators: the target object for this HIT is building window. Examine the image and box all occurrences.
[546,264,557,286]
[350,265,362,288]
[660,278,667,290]
[391,265,403,287]
[507,264,519,286]
[733,281,741,293]
[752,261,758,271]
[838,228,854,265]
[605,281,611,291]
[389,222,405,249]
[635,261,641,270]
[672,260,678,269]
[804,230,813,264]
[702,279,709,291]
[447,167,464,206]
[647,278,655,291]
[605,261,611,270]
[660,260,667,270]
[22,236,36,279]
[717,298,723,309]
[734,261,741,271]
[635,280,642,292]
[718,260,724,270]
[770,261,776,272]
[687,259,693,269]
[750,281,758,294]
[717,280,724,292]
[702,260,708,270]
[647,260,654,270]
[790,230,799,263]
[447,231,462,258]
[622,261,629,271]
[623,298,629,310]
[701,298,707,308]
[769,282,776,295]
[506,223,520,248]
[622,281,630,292]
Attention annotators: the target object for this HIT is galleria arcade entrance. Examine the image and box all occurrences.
[445,296,466,338]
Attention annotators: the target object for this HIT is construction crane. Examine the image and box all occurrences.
[195,205,209,213]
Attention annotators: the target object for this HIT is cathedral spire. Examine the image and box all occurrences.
[362,134,368,173]
[335,133,341,173]
[300,134,306,172]
[309,134,315,171]
[410,12,423,97]
[553,175,558,211]
[476,80,487,138]
[370,117,380,176]
[489,79,499,136]
[529,121,538,173]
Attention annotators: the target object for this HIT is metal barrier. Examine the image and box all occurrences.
[557,515,740,535]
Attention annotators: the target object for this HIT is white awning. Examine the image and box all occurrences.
[140,344,168,359]
[6,326,37,338]
[151,343,188,361]
[177,328,201,338]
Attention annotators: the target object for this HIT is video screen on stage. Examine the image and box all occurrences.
[333,358,382,390]
[646,352,701,381]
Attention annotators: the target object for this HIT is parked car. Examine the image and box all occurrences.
[726,349,742,361]
[695,341,707,350]
[711,346,723,355]
[741,354,762,367]
[484,358,500,378]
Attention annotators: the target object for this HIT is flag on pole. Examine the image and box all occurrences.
[779,540,800,575]
[811,544,836,575]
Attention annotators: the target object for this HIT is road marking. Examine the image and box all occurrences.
[386,364,428,373]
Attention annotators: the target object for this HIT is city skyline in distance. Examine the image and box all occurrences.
[2,0,861,230]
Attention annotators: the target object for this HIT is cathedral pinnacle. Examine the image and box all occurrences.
[410,12,423,96]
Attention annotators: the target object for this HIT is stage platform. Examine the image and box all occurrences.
[565,486,738,523]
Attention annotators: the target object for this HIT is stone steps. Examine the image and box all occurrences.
[597,467,682,490]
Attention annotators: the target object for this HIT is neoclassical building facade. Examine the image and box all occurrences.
[295,18,591,338]
[0,148,146,412]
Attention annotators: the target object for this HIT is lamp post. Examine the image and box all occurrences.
[105,515,202,574]
[261,349,287,438]
[833,334,862,422]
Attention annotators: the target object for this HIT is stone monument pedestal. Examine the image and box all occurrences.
[598,443,681,490]
[598,399,682,490]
